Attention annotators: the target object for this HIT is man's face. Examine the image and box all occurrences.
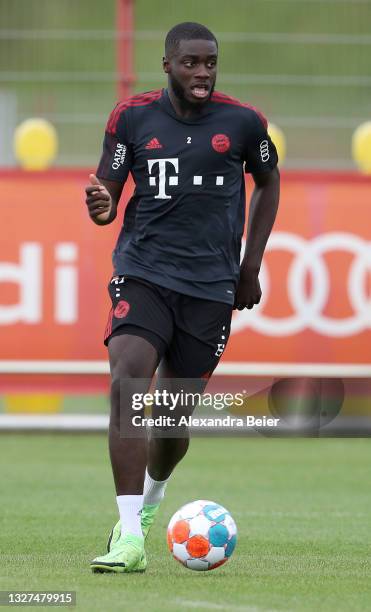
[163,38,218,106]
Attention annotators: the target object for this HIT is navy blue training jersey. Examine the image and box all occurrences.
[96,88,278,305]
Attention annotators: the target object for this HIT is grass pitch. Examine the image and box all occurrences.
[1,434,370,611]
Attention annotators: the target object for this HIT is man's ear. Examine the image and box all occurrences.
[163,56,170,74]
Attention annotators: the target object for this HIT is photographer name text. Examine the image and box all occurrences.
[131,415,280,428]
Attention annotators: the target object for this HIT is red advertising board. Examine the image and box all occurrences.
[1,169,371,367]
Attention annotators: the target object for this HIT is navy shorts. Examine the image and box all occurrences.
[104,276,233,378]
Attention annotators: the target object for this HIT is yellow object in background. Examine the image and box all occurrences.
[352,121,371,174]
[5,394,62,414]
[268,122,286,166]
[13,118,58,170]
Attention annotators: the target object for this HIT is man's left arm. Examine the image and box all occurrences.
[235,166,280,310]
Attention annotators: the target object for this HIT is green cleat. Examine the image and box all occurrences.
[107,503,160,552]
[141,503,161,539]
[91,534,146,574]
[106,521,121,553]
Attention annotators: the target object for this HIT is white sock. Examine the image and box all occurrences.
[143,468,169,506]
[116,495,144,538]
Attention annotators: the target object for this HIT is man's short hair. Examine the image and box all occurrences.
[165,22,218,57]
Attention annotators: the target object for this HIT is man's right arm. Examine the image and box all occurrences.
[85,105,132,225]
[85,174,124,225]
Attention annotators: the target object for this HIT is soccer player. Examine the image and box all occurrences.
[85,22,280,573]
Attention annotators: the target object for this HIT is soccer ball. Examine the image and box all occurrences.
[167,500,237,571]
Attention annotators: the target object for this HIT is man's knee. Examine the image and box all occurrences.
[109,336,158,411]
[111,356,149,381]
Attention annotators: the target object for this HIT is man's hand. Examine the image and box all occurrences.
[85,174,113,224]
[234,268,262,310]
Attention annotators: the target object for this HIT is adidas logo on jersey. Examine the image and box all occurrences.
[145,138,163,150]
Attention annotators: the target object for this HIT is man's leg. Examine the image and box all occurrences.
[108,333,159,494]
[91,332,160,573]
[147,359,208,481]
[139,359,209,540]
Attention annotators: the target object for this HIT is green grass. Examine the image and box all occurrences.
[1,434,370,611]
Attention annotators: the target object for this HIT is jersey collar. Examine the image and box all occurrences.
[159,88,214,124]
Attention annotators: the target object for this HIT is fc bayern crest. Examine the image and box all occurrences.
[211,134,230,153]
[114,300,130,318]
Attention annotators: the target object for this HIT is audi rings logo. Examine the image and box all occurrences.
[232,232,371,337]
[259,140,270,162]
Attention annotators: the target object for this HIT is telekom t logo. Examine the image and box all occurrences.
[147,158,179,199]
[147,158,225,197]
